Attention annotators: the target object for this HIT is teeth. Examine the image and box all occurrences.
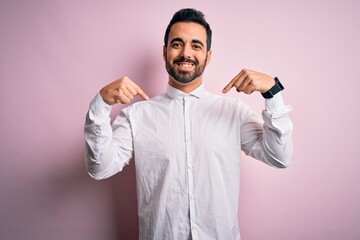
[180,63,193,67]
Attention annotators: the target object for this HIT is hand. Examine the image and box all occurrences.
[99,76,149,105]
[222,69,276,95]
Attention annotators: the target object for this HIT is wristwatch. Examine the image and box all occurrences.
[261,77,284,99]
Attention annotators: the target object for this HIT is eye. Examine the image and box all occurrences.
[193,44,202,50]
[171,42,182,48]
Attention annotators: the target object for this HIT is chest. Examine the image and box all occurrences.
[130,98,241,156]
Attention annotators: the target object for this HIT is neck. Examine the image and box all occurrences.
[168,77,202,93]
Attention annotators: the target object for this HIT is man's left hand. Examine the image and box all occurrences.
[222,69,275,95]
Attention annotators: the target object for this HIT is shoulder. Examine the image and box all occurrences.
[122,93,167,116]
[204,91,248,110]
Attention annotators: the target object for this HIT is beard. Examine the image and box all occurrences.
[165,56,207,84]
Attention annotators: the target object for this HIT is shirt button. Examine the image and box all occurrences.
[187,164,192,170]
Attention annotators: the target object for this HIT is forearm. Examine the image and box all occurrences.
[242,93,293,168]
[260,93,293,167]
[84,93,132,180]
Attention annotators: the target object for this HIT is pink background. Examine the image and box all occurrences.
[1,0,359,239]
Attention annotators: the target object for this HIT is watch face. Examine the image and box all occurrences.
[275,77,284,90]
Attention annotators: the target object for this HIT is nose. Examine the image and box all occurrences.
[180,44,192,59]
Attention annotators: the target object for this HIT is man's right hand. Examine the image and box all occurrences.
[99,76,149,105]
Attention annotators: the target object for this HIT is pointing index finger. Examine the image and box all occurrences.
[222,78,236,93]
[133,84,149,100]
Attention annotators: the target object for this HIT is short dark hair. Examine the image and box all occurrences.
[164,8,212,51]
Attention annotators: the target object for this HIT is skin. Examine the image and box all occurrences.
[99,22,275,105]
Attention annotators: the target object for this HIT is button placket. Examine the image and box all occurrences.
[183,96,197,238]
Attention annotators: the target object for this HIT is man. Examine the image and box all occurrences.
[84,8,293,240]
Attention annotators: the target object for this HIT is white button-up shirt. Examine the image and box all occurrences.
[84,84,293,240]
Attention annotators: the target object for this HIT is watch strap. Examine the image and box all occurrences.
[261,77,284,99]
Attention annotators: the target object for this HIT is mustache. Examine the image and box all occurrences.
[173,57,198,65]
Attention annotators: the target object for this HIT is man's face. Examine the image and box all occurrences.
[163,22,211,84]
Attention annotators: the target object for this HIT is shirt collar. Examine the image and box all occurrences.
[166,84,206,99]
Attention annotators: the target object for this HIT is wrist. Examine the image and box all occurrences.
[261,77,284,99]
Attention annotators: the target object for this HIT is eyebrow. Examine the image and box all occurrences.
[191,39,204,47]
[170,38,184,45]
[170,38,205,47]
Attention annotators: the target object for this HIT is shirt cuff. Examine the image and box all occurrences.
[89,92,112,119]
[265,93,286,112]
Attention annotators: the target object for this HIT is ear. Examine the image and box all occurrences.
[163,46,167,61]
[206,50,212,66]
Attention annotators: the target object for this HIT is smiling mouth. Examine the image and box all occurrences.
[176,62,194,68]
